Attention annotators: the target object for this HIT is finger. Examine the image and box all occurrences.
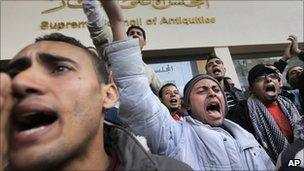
[289,34,295,38]
[0,73,12,111]
[0,73,13,171]
[0,73,13,127]
[289,34,297,40]
[285,42,292,50]
[287,36,295,42]
[288,35,298,42]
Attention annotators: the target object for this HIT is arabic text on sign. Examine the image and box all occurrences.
[41,0,210,14]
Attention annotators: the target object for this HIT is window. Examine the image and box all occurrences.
[149,61,197,94]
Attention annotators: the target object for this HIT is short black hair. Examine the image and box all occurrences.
[205,54,221,71]
[126,25,146,40]
[224,77,232,80]
[158,83,178,99]
[35,33,108,83]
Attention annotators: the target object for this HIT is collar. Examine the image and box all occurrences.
[223,119,260,150]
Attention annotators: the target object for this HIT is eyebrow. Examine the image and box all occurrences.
[38,53,78,66]
[212,85,220,89]
[165,89,179,92]
[6,53,78,74]
[194,86,208,90]
[195,85,219,90]
[207,61,217,65]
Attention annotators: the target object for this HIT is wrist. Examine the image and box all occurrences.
[281,56,289,62]
[298,50,304,60]
[296,49,302,55]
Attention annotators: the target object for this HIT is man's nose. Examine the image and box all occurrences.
[264,75,273,83]
[208,89,217,97]
[296,69,302,74]
[170,93,176,97]
[12,67,47,97]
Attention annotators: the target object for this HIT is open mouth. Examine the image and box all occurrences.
[265,85,276,92]
[213,68,221,74]
[170,99,177,103]
[13,111,58,132]
[132,35,139,39]
[206,102,220,112]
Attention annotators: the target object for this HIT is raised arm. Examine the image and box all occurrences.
[288,34,304,62]
[82,0,112,57]
[99,0,127,41]
[100,0,181,155]
[274,35,302,73]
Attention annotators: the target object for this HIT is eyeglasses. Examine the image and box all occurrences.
[254,73,280,82]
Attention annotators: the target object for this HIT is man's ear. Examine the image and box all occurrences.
[101,83,119,110]
[249,86,254,94]
[186,106,191,112]
[143,40,146,46]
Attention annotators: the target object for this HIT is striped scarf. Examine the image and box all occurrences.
[247,95,299,162]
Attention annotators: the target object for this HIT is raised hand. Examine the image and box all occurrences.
[287,34,302,55]
[82,0,105,28]
[282,42,293,61]
[0,73,13,171]
[282,34,301,61]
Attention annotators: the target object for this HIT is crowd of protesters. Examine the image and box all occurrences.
[0,0,303,170]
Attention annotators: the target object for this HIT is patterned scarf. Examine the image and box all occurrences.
[247,95,299,162]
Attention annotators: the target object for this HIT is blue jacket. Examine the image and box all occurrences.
[107,38,275,170]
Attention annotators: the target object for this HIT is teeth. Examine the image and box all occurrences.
[20,126,46,135]
[213,69,221,73]
[20,112,37,117]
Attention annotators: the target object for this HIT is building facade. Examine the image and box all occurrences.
[1,0,303,91]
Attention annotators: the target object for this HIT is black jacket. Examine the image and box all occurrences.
[298,51,304,106]
[104,121,192,170]
[225,100,255,135]
[274,59,288,74]
[223,79,247,102]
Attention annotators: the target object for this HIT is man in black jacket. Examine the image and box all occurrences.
[281,35,303,90]
[205,55,246,111]
[281,35,304,115]
[228,63,300,162]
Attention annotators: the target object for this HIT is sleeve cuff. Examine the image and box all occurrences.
[106,38,144,78]
[298,50,304,62]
